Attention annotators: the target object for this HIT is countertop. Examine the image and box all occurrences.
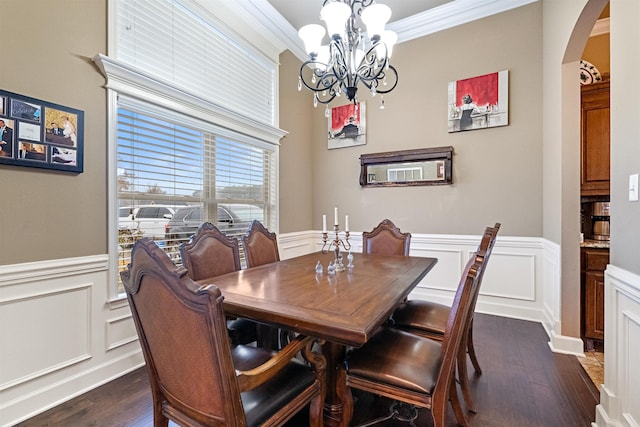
[581,239,610,249]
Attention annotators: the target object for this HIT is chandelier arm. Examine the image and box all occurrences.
[298,63,341,104]
[369,65,399,95]
[356,44,388,82]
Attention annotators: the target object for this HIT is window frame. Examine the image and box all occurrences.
[100,0,285,301]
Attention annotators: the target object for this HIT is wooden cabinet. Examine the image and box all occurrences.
[581,81,610,196]
[581,247,608,347]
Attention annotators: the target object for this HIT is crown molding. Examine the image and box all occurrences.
[237,0,539,62]
[388,0,538,43]
[590,17,610,37]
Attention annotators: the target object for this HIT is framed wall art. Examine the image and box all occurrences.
[0,89,84,173]
[447,70,509,133]
[327,102,366,149]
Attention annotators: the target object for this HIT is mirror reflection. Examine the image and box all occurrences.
[366,160,445,184]
[360,147,453,187]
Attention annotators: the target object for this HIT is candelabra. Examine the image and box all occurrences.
[322,224,351,272]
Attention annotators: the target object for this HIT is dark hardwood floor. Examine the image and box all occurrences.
[16,314,599,427]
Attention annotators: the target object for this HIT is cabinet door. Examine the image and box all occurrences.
[581,82,610,196]
[584,270,605,340]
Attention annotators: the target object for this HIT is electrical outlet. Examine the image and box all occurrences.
[630,174,639,201]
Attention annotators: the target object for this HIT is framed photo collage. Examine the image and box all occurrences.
[0,89,84,173]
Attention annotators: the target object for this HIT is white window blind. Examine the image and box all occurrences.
[117,102,276,291]
[116,0,276,126]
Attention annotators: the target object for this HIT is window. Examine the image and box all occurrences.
[116,104,276,293]
[105,0,283,298]
[387,167,423,182]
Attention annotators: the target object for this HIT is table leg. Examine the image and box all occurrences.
[321,342,354,427]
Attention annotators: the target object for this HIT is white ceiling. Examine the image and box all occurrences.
[224,0,538,62]
[266,0,453,31]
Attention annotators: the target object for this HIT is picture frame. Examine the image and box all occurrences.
[448,70,509,133]
[327,102,366,149]
[0,89,84,173]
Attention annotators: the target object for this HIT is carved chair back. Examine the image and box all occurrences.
[362,219,411,256]
[242,220,280,268]
[180,222,241,281]
[122,238,248,425]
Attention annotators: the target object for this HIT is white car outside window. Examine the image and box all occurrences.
[119,205,177,238]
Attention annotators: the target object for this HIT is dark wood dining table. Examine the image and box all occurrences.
[198,250,438,427]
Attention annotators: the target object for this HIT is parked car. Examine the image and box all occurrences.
[119,204,179,239]
[164,204,263,248]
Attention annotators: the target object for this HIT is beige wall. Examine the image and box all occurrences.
[583,33,610,76]
[277,52,315,233]
[0,0,107,264]
[280,3,543,237]
[610,0,640,276]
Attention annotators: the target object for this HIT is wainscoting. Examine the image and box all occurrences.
[594,265,640,427]
[0,255,144,427]
[0,229,599,427]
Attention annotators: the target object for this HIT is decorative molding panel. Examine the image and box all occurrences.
[0,283,92,391]
[105,313,138,352]
[595,265,640,427]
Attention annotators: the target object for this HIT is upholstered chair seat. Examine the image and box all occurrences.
[346,328,442,394]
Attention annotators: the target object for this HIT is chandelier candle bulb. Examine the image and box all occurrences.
[323,215,327,233]
[345,215,349,232]
[321,2,351,39]
[361,3,391,39]
[334,207,339,226]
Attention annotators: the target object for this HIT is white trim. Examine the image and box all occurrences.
[0,255,108,286]
[389,0,539,44]
[594,264,640,427]
[93,54,287,145]
[591,17,610,38]
[547,331,586,356]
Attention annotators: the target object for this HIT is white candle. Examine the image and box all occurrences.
[345,215,349,232]
[334,207,339,226]
[322,215,327,233]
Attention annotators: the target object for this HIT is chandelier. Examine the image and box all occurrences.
[297,0,399,111]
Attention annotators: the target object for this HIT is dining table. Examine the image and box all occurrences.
[198,250,438,427]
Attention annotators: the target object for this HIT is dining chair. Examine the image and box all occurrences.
[392,223,501,413]
[122,238,326,427]
[241,220,283,349]
[362,218,411,256]
[180,222,257,346]
[339,254,484,427]
[241,220,280,268]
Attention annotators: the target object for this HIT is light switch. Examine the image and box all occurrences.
[630,174,639,201]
